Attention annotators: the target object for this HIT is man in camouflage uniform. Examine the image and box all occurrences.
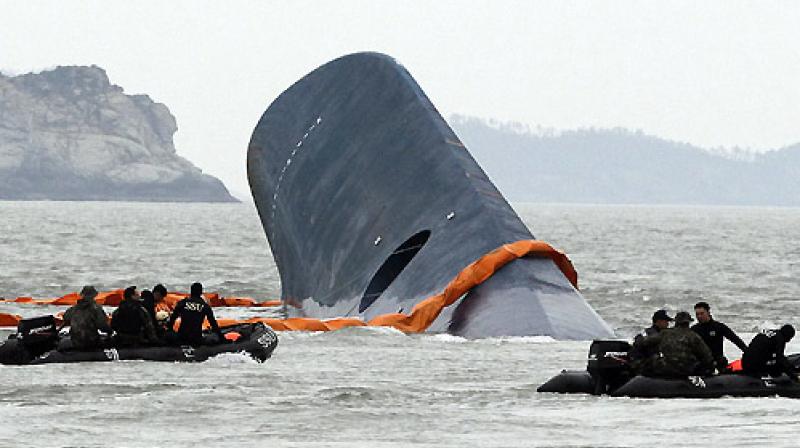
[633,311,715,378]
[62,285,113,350]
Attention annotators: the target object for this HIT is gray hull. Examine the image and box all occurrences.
[247,52,613,339]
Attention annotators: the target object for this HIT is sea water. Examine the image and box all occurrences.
[1,201,799,447]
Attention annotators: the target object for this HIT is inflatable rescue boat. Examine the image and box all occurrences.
[0,316,278,365]
[537,340,800,398]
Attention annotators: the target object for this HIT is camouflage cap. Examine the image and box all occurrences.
[79,285,98,298]
[674,311,694,324]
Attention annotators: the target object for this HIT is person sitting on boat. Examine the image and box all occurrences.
[167,282,224,346]
[61,285,113,350]
[636,309,672,341]
[741,325,799,381]
[634,311,715,378]
[691,301,748,372]
[628,309,672,374]
[141,289,158,331]
[111,286,159,347]
[152,284,171,312]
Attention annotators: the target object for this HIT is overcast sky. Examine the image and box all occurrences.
[2,1,799,195]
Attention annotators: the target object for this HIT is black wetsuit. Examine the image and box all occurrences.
[691,318,747,370]
[634,325,660,344]
[111,298,158,347]
[141,294,158,331]
[741,329,796,378]
[168,295,223,346]
[629,325,661,374]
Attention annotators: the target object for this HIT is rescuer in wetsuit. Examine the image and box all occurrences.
[628,309,672,374]
[691,301,748,372]
[741,324,799,380]
[635,311,715,378]
[111,286,159,347]
[167,282,224,346]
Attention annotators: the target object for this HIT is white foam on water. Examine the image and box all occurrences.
[758,320,779,331]
[478,335,558,344]
[425,333,468,343]
[349,325,406,337]
[204,352,258,365]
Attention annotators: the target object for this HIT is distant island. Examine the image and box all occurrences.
[451,115,800,206]
[0,66,236,202]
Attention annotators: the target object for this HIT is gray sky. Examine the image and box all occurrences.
[2,1,799,195]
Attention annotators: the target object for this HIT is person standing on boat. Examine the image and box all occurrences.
[61,285,113,350]
[691,301,748,372]
[635,311,715,378]
[167,282,224,346]
[111,286,159,347]
[741,325,799,380]
[628,309,672,374]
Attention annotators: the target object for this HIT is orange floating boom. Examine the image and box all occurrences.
[207,240,577,333]
[0,291,280,308]
[1,240,576,334]
[0,312,21,327]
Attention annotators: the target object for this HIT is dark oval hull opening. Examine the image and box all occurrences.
[359,230,431,313]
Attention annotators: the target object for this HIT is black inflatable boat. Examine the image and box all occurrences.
[0,316,278,365]
[538,340,800,398]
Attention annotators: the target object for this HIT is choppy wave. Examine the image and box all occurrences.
[3,202,800,447]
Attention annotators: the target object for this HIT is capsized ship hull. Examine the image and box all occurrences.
[247,52,613,339]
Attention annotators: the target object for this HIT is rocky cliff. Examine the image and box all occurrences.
[0,66,236,202]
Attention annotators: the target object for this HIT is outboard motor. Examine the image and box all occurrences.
[587,340,632,394]
[17,315,59,358]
